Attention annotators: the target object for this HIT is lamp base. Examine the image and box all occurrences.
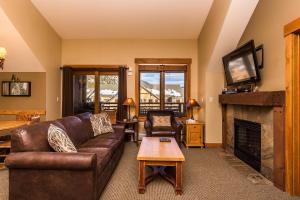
[0,59,4,70]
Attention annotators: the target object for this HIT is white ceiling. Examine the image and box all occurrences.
[31,0,213,39]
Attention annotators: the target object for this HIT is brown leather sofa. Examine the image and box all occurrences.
[144,110,183,145]
[5,112,125,200]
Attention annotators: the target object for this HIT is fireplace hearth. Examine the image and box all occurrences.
[234,118,261,172]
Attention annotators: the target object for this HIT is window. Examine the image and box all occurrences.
[164,72,185,114]
[140,72,161,115]
[73,72,119,114]
[99,75,118,111]
[137,64,189,117]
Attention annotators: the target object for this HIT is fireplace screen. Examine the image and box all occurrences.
[234,118,261,172]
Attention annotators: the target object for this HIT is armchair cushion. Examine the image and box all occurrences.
[152,116,171,127]
[152,126,173,132]
[144,110,182,145]
[5,152,96,170]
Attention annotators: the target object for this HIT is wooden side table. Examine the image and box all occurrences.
[183,121,205,148]
[117,120,139,146]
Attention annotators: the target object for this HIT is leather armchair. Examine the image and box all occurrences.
[144,110,183,145]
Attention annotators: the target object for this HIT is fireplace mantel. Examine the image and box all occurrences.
[219,91,286,191]
[219,91,285,106]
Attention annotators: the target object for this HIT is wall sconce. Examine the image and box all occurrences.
[0,47,7,70]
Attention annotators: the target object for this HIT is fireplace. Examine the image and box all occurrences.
[234,118,261,172]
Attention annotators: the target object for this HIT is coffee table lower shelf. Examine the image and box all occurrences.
[138,160,183,195]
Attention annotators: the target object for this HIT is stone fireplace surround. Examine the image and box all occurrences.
[219,91,285,190]
[226,105,273,180]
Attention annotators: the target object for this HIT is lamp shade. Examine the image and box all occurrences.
[186,98,200,108]
[0,47,7,59]
[123,98,135,106]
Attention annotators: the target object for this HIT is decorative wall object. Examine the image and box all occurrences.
[1,81,31,96]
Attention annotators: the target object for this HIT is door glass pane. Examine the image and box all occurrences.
[139,72,160,115]
[99,75,118,111]
[164,72,185,116]
[73,75,95,114]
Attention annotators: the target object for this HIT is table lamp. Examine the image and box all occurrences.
[0,47,7,70]
[123,98,135,120]
[186,99,200,120]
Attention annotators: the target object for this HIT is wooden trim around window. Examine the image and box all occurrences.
[135,58,192,65]
[62,65,128,72]
[62,65,127,69]
[134,58,192,117]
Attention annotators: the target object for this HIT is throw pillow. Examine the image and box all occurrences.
[90,112,114,136]
[152,116,171,127]
[48,124,77,153]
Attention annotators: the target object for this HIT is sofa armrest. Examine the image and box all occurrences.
[144,120,152,135]
[172,120,183,131]
[5,152,96,170]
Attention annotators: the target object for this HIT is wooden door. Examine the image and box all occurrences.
[285,18,300,195]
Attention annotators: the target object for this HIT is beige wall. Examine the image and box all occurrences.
[197,0,232,144]
[0,72,46,120]
[0,0,62,120]
[197,0,232,121]
[62,39,199,119]
[197,0,258,144]
[239,0,300,91]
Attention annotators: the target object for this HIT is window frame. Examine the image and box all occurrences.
[135,59,191,118]
[72,69,120,114]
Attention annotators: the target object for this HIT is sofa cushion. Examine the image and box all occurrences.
[56,116,90,147]
[48,124,77,153]
[80,137,120,152]
[90,113,113,136]
[76,112,94,138]
[10,121,65,153]
[78,147,111,174]
[96,130,124,141]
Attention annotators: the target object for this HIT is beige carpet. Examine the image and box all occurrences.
[0,143,299,200]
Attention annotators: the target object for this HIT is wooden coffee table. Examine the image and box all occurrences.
[137,137,185,195]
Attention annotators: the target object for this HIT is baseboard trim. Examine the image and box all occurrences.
[205,143,222,148]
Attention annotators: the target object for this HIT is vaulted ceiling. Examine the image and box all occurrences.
[31,0,213,39]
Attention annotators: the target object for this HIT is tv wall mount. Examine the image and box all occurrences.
[255,44,264,69]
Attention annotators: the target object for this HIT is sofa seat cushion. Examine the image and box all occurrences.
[78,147,111,174]
[80,137,121,152]
[96,131,125,141]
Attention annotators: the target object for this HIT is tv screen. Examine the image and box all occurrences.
[223,40,260,86]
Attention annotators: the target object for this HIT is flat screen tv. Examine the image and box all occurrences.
[222,40,261,86]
